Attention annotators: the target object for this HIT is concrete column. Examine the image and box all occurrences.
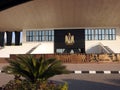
[15,31,20,45]
[6,31,12,45]
[22,30,26,43]
[0,32,5,47]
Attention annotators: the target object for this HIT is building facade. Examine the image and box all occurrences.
[0,27,120,58]
[22,28,119,54]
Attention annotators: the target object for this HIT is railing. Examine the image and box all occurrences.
[26,43,41,54]
[104,46,114,53]
[98,42,110,53]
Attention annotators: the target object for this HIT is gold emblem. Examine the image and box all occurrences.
[65,33,75,45]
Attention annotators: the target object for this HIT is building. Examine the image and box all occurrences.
[0,0,120,58]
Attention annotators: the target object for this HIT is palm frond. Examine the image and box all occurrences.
[3,55,70,83]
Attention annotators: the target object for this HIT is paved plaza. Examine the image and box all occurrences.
[0,62,120,90]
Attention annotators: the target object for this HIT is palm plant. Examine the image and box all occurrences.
[3,55,70,83]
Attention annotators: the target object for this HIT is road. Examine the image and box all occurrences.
[0,63,120,90]
[49,74,120,90]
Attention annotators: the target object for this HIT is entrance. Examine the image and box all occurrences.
[54,29,85,54]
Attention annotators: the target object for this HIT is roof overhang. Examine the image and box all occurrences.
[0,0,120,31]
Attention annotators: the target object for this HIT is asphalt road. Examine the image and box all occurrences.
[49,74,120,90]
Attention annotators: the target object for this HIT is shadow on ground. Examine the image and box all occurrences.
[52,79,120,90]
[106,79,120,86]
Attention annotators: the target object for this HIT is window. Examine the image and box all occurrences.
[26,30,54,42]
[85,28,116,40]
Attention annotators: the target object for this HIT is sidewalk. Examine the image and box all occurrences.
[64,62,120,71]
[0,62,120,71]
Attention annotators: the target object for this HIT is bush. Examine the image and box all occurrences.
[2,79,68,90]
[2,55,69,90]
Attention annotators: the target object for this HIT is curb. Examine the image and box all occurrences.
[74,70,120,74]
[1,70,120,74]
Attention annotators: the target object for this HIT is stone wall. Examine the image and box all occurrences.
[7,54,120,64]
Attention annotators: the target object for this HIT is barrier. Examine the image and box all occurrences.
[5,53,120,64]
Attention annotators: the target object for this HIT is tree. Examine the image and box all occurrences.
[3,55,70,83]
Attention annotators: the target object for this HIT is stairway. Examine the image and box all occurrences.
[99,43,114,54]
[104,46,114,53]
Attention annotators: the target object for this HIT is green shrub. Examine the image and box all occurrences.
[61,83,68,90]
[2,55,70,90]
[2,79,68,90]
